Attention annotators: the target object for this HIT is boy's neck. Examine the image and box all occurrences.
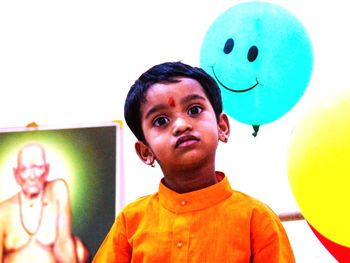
[162,165,218,194]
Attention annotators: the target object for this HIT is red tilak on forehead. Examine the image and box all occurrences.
[167,96,176,107]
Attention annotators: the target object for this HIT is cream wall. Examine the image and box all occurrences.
[1,0,347,261]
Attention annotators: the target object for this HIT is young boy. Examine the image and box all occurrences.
[93,61,295,262]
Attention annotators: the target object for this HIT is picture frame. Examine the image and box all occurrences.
[0,121,123,259]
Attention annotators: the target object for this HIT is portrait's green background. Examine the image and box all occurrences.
[0,124,118,257]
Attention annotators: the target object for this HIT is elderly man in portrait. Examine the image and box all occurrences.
[0,142,89,263]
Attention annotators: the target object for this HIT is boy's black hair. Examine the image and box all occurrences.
[124,61,223,142]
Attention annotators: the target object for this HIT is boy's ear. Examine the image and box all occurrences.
[135,141,155,166]
[218,113,230,143]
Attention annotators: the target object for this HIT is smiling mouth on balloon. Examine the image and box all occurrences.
[211,66,260,93]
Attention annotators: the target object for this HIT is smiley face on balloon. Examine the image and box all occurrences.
[200,1,313,134]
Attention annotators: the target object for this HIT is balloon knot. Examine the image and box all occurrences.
[252,125,260,137]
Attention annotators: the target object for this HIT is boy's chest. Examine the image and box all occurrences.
[128,206,252,263]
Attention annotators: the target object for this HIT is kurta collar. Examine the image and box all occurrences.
[158,171,233,213]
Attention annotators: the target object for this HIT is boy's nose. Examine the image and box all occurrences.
[172,117,192,136]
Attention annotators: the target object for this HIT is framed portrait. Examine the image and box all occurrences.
[0,121,123,260]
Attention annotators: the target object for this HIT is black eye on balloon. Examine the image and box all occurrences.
[223,38,234,54]
[247,45,258,62]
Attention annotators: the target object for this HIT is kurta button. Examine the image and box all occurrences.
[177,242,183,248]
[181,201,186,205]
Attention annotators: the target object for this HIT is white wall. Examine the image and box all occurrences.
[1,0,348,261]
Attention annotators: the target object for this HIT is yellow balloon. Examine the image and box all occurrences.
[288,89,350,247]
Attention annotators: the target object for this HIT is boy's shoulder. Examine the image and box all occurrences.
[231,189,280,221]
[120,192,159,216]
[232,189,267,206]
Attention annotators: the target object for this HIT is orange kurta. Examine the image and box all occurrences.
[93,172,295,263]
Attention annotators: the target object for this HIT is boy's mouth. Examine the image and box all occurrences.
[175,135,199,148]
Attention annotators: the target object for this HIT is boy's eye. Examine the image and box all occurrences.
[188,105,203,116]
[153,116,169,127]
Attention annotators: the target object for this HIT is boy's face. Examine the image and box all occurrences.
[136,77,229,174]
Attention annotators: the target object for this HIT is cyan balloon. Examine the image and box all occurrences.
[200,1,313,131]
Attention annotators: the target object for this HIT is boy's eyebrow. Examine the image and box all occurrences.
[180,94,207,105]
[144,94,207,120]
[144,104,168,119]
